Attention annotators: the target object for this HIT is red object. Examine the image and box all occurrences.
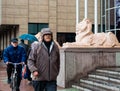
[22,65,26,77]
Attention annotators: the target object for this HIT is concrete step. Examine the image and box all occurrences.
[72,82,113,91]
[80,79,119,91]
[96,69,120,75]
[72,67,120,91]
[72,83,92,91]
[88,77,120,88]
[89,71,120,83]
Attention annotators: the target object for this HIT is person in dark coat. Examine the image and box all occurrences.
[3,38,26,91]
[19,39,29,53]
[19,39,32,84]
[28,28,60,91]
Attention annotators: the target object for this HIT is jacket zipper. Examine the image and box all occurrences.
[48,53,50,80]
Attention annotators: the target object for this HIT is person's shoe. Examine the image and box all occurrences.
[7,78,11,84]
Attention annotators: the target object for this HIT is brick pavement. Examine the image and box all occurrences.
[0,60,34,91]
[0,60,65,91]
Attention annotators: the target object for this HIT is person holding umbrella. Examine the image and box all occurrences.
[19,39,32,85]
[19,39,29,52]
[27,28,60,91]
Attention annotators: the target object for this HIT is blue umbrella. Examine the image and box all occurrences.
[19,34,38,42]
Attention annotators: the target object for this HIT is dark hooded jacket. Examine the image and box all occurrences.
[27,28,60,81]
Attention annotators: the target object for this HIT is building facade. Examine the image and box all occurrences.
[101,0,120,42]
[0,0,120,52]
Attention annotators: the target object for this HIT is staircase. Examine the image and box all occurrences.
[72,67,120,91]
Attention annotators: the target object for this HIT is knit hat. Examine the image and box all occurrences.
[41,28,52,38]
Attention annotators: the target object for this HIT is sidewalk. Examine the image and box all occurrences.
[0,60,34,91]
[0,60,78,91]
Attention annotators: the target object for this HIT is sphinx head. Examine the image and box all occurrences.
[76,18,92,34]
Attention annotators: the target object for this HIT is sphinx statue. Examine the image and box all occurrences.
[63,18,120,47]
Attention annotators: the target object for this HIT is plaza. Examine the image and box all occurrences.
[0,0,120,91]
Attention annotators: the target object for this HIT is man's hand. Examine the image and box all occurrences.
[21,62,25,66]
[6,62,9,65]
[33,71,39,77]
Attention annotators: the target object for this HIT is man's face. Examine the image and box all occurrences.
[11,42,18,47]
[43,34,52,42]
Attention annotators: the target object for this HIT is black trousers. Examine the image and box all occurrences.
[32,81,57,91]
[26,66,32,81]
[7,64,22,90]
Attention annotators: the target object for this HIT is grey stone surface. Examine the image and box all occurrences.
[57,48,120,88]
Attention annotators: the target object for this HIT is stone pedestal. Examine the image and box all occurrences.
[57,47,120,88]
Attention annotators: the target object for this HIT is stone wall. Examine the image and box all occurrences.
[57,47,120,88]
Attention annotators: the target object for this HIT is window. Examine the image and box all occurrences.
[101,0,120,42]
[57,32,76,46]
[28,23,48,35]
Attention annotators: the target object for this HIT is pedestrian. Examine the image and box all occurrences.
[3,38,26,91]
[19,39,32,85]
[27,28,60,91]
[19,39,29,53]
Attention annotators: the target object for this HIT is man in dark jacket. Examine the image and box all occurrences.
[19,39,32,84]
[28,28,60,91]
[19,39,29,53]
[3,38,26,91]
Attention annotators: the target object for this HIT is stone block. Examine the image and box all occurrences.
[57,48,120,88]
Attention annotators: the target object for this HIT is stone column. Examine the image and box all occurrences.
[94,0,98,34]
[84,0,88,18]
[76,0,80,25]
